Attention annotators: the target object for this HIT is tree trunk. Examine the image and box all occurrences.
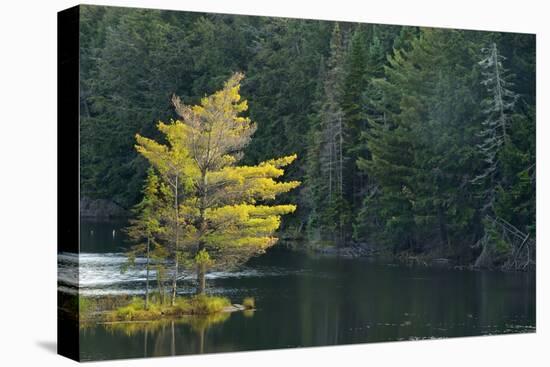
[196,170,208,295]
[197,264,206,295]
[492,43,507,140]
[171,260,178,305]
[171,176,179,306]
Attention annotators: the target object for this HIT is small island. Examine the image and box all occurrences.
[73,74,298,326]
[79,294,255,323]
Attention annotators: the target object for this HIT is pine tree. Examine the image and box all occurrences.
[124,168,165,309]
[355,38,417,249]
[341,27,369,214]
[77,8,535,268]
[243,18,330,231]
[356,29,484,255]
[135,119,196,305]
[80,7,189,207]
[305,23,349,245]
[493,106,535,235]
[473,42,519,214]
[137,73,300,294]
[353,27,404,244]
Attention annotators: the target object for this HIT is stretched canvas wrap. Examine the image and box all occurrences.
[58,4,536,362]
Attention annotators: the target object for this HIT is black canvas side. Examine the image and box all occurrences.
[57,5,80,362]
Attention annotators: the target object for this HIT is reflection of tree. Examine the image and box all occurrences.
[243,309,255,318]
[188,312,230,354]
[171,321,175,356]
[144,328,148,358]
[102,312,232,356]
[104,320,165,336]
[187,312,230,332]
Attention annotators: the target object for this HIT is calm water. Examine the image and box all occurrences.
[65,221,536,361]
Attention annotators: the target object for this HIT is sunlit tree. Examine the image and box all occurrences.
[124,168,165,309]
[136,73,300,295]
[135,119,196,305]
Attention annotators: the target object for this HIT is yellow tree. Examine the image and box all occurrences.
[124,168,163,309]
[137,73,300,295]
[135,121,197,305]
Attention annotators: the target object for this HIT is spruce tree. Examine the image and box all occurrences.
[473,42,519,214]
[137,74,300,294]
[305,23,349,245]
[124,168,166,308]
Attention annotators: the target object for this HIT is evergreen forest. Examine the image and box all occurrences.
[79,6,536,270]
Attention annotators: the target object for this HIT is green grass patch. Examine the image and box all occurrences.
[189,295,231,315]
[242,297,255,309]
[106,295,231,322]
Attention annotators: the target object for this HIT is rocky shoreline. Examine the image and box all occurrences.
[313,243,378,258]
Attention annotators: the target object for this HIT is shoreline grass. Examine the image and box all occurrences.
[71,293,257,323]
[105,295,232,322]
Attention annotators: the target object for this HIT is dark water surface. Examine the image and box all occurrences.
[71,221,535,361]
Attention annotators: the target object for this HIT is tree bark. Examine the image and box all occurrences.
[196,169,208,295]
[171,175,179,306]
[145,236,150,310]
[197,264,206,295]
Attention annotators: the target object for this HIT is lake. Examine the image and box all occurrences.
[62,221,536,361]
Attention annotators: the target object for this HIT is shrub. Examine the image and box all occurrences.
[189,295,231,314]
[242,297,255,309]
[108,295,231,321]
[109,297,148,321]
[79,297,92,316]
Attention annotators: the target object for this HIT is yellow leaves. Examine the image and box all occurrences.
[247,204,297,216]
[135,121,200,181]
[260,154,298,168]
[195,72,247,119]
[232,164,283,179]
[194,249,213,267]
[157,121,191,151]
[134,73,299,267]
[135,134,172,174]
[235,99,248,113]
[205,204,296,237]
[223,72,245,102]
[207,157,301,202]
[179,202,200,220]
[169,73,257,174]
[230,236,278,249]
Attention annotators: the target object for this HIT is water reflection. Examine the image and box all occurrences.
[74,221,535,361]
[82,312,233,359]
[78,258,535,361]
[80,219,129,253]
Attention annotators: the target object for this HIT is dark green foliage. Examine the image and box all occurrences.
[79,5,535,266]
[304,23,347,243]
[355,28,534,264]
[494,107,536,235]
[80,7,187,206]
